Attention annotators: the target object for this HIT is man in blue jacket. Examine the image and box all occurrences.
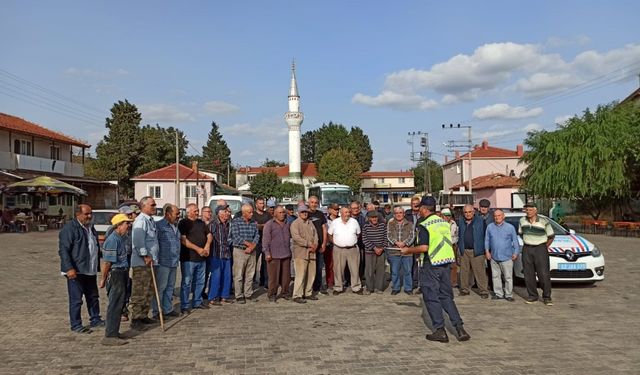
[58,204,104,333]
[457,204,490,298]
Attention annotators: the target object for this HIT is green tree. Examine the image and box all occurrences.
[200,121,232,173]
[317,148,362,192]
[301,130,316,163]
[412,159,443,193]
[521,102,640,219]
[94,99,142,198]
[349,126,373,172]
[137,125,188,175]
[277,182,305,200]
[249,171,280,199]
[262,158,285,167]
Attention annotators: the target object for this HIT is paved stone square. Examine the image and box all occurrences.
[0,231,638,374]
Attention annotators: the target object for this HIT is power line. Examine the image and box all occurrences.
[0,90,102,126]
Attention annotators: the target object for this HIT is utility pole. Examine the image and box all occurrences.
[442,123,473,193]
[175,130,180,206]
[407,131,431,193]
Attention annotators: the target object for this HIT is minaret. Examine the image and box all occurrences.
[284,60,304,182]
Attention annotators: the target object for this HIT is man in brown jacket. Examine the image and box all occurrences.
[290,204,318,303]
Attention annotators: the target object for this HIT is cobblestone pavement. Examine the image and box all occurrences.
[0,231,638,374]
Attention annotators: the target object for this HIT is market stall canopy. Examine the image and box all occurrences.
[5,176,87,195]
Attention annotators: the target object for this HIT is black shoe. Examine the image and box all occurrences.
[456,326,471,341]
[305,295,318,301]
[293,297,306,304]
[209,299,222,306]
[195,302,210,309]
[101,337,128,346]
[320,289,328,295]
[72,326,92,334]
[237,297,246,305]
[164,310,180,317]
[139,317,157,325]
[426,328,449,343]
[491,295,503,300]
[459,291,470,296]
[524,297,538,304]
[181,308,192,315]
[543,298,554,306]
[268,296,277,303]
[505,297,515,302]
[404,290,413,296]
[391,290,400,295]
[279,294,291,301]
[480,294,489,299]
[353,289,364,295]
[332,290,342,296]
[130,320,147,331]
[90,320,105,328]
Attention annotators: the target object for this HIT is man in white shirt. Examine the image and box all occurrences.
[328,207,362,295]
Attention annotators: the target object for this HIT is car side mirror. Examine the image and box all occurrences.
[569,229,576,235]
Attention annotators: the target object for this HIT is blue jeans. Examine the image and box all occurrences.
[388,255,413,292]
[66,274,102,331]
[152,265,177,315]
[208,257,232,300]
[420,264,463,330]
[180,261,205,310]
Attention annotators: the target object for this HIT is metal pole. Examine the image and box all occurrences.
[195,161,199,208]
[424,135,431,193]
[175,130,180,206]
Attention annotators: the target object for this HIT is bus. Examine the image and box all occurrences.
[306,182,353,209]
[437,189,475,210]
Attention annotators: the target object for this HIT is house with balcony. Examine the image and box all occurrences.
[360,171,415,203]
[442,140,526,192]
[0,112,117,211]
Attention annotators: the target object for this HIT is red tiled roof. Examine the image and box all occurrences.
[444,141,523,165]
[361,171,413,178]
[0,112,90,148]
[238,163,318,178]
[451,173,521,191]
[132,163,214,181]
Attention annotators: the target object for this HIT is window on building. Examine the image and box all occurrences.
[50,145,60,160]
[148,185,162,199]
[185,185,197,198]
[398,177,406,183]
[378,178,385,183]
[14,139,33,156]
[456,164,461,174]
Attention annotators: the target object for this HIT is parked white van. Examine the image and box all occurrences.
[206,195,254,216]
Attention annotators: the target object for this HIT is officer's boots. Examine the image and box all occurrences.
[456,325,471,341]
[426,328,449,343]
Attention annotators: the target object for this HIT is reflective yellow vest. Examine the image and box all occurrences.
[417,214,456,266]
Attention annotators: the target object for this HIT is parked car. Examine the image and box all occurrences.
[503,212,605,283]
[91,209,118,245]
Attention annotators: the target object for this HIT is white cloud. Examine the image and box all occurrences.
[352,91,438,110]
[554,115,572,125]
[139,104,195,124]
[203,101,240,115]
[473,103,543,120]
[353,42,640,110]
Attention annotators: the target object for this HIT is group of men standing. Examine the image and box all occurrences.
[58,193,555,346]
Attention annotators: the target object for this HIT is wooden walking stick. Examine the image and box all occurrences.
[149,264,165,331]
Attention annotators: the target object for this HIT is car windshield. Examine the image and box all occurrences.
[321,190,352,206]
[92,212,116,226]
[505,215,568,236]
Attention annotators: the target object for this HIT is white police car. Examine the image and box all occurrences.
[504,212,605,283]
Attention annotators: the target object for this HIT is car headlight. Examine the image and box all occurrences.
[591,246,601,257]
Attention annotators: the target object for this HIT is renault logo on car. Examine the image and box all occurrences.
[564,250,575,261]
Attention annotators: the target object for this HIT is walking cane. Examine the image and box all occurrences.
[149,264,165,332]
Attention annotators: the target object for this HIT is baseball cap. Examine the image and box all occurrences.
[297,204,309,213]
[441,208,452,216]
[111,213,133,226]
[420,196,437,207]
[118,206,134,215]
[366,210,378,218]
[479,199,491,208]
[523,202,537,208]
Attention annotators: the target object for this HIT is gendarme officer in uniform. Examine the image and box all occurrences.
[402,196,470,343]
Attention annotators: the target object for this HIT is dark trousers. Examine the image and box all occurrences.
[255,243,268,286]
[324,246,334,288]
[105,269,128,337]
[202,254,211,298]
[106,272,131,317]
[66,274,101,331]
[522,243,552,299]
[267,257,292,297]
[420,264,463,330]
[364,252,386,292]
[312,242,325,291]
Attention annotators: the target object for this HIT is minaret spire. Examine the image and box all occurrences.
[284,59,304,182]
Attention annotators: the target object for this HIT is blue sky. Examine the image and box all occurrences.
[2,1,640,171]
